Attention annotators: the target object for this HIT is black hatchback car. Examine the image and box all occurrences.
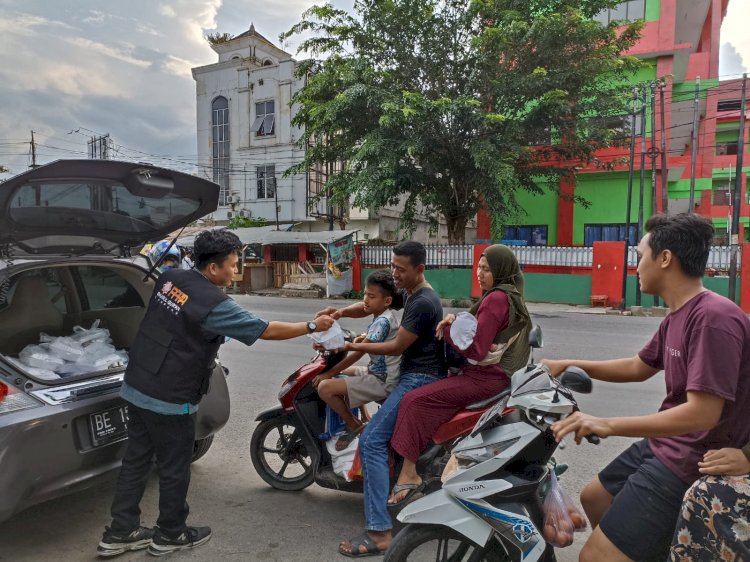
[0,160,230,522]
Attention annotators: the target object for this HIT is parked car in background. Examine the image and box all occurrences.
[0,160,229,523]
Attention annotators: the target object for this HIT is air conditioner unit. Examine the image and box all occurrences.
[227,211,235,219]
[238,209,252,218]
[227,194,239,205]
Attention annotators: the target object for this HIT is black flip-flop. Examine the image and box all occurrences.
[335,424,366,451]
[387,481,425,508]
[338,532,385,558]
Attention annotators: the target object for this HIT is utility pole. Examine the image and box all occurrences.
[29,130,38,168]
[689,77,701,213]
[621,87,639,311]
[649,82,661,307]
[728,73,747,303]
[327,161,334,231]
[636,88,647,307]
[659,80,669,215]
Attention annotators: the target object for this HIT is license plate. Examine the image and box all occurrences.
[89,404,129,447]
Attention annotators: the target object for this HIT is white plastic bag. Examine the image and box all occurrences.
[6,357,60,380]
[309,320,346,350]
[325,436,359,481]
[44,336,85,362]
[71,320,111,346]
[450,312,478,351]
[19,344,66,371]
[75,352,125,372]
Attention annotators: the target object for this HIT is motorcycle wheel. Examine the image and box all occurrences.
[250,417,315,491]
[385,524,509,562]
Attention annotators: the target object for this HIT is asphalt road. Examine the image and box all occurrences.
[0,296,665,562]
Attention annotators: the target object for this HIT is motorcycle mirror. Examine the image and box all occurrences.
[528,325,543,349]
[559,366,592,394]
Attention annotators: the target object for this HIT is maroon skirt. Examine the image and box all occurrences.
[391,365,509,462]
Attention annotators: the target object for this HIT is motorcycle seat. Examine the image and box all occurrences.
[465,388,510,410]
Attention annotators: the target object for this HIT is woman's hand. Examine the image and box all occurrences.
[312,371,334,389]
[436,314,456,340]
[698,448,750,476]
[353,334,367,344]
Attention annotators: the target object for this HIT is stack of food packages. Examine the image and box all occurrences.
[10,320,128,380]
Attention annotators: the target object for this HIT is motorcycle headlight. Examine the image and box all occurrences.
[441,454,460,482]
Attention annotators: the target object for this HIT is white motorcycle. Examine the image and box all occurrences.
[385,363,597,562]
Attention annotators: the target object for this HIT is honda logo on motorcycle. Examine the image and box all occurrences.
[459,484,485,493]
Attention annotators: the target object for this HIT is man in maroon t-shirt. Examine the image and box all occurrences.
[544,213,750,562]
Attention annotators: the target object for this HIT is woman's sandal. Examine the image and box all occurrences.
[335,423,366,451]
[338,532,385,558]
[387,481,425,508]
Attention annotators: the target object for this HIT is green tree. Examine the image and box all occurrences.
[227,216,268,229]
[284,0,643,243]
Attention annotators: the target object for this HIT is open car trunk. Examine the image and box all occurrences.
[0,261,152,384]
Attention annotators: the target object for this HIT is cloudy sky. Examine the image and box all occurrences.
[0,0,747,177]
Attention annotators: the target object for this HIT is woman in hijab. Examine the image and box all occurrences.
[387,244,531,506]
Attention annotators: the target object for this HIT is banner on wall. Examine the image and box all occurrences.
[328,236,355,266]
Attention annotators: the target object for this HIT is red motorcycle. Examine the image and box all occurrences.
[250,327,543,497]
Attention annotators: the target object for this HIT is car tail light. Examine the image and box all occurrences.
[0,381,42,414]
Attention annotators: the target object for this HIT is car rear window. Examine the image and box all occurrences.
[9,181,200,233]
[74,266,145,310]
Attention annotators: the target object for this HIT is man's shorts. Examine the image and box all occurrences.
[598,439,690,562]
[345,367,388,407]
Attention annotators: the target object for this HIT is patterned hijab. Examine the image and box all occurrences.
[469,244,531,374]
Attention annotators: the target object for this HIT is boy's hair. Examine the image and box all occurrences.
[392,240,427,267]
[194,229,243,270]
[644,213,714,278]
[366,270,396,298]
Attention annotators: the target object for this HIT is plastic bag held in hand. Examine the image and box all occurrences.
[308,320,346,350]
[541,472,579,548]
[557,476,588,532]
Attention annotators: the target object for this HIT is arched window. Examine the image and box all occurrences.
[262,59,273,66]
[211,96,230,205]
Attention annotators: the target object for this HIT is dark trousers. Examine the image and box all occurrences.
[109,403,195,538]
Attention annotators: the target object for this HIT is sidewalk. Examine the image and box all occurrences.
[246,288,613,315]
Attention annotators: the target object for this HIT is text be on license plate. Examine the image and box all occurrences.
[89,405,129,447]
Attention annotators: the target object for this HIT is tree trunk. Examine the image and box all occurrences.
[445,213,468,244]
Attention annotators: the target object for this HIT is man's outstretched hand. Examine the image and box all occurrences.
[314,315,335,332]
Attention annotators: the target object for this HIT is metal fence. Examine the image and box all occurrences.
[360,244,739,271]
[361,244,474,268]
[512,246,593,268]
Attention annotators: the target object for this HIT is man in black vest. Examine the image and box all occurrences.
[97,230,334,558]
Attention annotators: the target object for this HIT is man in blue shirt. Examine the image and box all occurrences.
[98,230,334,558]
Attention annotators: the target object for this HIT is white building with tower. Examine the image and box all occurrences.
[192,23,474,242]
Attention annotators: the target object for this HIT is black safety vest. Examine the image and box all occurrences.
[124,269,229,404]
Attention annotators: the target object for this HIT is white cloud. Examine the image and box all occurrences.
[0,1,223,174]
[67,37,152,68]
[164,54,195,77]
[82,9,108,23]
[720,42,747,77]
[721,1,750,79]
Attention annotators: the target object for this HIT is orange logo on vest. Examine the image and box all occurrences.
[167,285,189,306]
